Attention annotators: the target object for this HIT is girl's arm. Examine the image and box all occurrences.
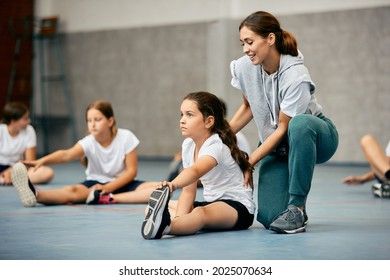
[248,111,291,166]
[24,147,37,161]
[99,149,138,193]
[24,143,85,169]
[229,95,253,134]
[174,182,197,217]
[342,171,375,185]
[171,155,217,191]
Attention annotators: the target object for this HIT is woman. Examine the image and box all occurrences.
[229,11,338,233]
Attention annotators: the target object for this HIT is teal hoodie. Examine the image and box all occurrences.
[230,51,322,143]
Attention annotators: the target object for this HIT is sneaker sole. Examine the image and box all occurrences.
[141,187,170,239]
[11,163,37,207]
[270,224,306,234]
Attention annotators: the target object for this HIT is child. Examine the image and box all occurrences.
[141,91,256,239]
[342,134,390,198]
[11,100,158,207]
[1,102,53,185]
[165,98,251,182]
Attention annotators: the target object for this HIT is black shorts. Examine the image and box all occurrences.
[0,164,11,173]
[81,179,145,194]
[193,199,254,230]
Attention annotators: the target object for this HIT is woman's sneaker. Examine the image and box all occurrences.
[86,190,115,204]
[141,185,171,239]
[269,205,306,234]
[11,162,37,207]
[372,183,390,198]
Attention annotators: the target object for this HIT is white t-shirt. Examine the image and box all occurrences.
[182,133,255,214]
[0,124,36,165]
[236,131,251,155]
[78,128,139,183]
[386,141,390,156]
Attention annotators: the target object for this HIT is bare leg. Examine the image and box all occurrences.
[112,181,159,203]
[169,202,238,236]
[37,184,90,205]
[361,134,390,179]
[28,166,54,184]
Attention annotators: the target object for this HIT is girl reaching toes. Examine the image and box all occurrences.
[141,92,255,239]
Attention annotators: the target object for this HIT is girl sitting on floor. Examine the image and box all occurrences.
[11,100,158,207]
[141,91,256,239]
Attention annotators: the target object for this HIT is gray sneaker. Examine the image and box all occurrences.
[269,205,306,234]
[372,183,390,198]
[303,209,308,225]
[141,185,171,239]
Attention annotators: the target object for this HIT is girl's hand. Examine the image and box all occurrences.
[159,181,175,192]
[22,160,42,171]
[342,175,365,185]
[1,170,12,185]
[92,183,106,193]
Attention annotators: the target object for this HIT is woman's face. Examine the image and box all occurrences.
[239,26,273,65]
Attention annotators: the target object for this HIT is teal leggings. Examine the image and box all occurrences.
[257,114,338,228]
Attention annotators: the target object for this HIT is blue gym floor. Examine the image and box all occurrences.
[0,160,389,260]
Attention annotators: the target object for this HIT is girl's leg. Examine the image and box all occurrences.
[360,134,390,180]
[37,184,90,205]
[168,200,179,218]
[28,166,54,184]
[169,202,238,235]
[111,181,159,203]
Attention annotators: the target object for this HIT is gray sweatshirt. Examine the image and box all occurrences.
[230,51,323,143]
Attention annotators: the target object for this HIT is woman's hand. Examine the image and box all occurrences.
[243,169,253,188]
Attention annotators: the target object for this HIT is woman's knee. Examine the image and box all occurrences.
[288,115,315,140]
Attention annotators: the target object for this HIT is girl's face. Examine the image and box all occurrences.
[86,108,113,138]
[239,26,274,65]
[180,99,212,140]
[11,112,30,131]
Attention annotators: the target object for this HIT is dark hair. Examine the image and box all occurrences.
[184,91,252,175]
[239,11,298,56]
[2,102,29,124]
[85,100,117,136]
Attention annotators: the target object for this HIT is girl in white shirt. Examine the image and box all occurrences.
[11,100,157,207]
[141,91,255,239]
[0,102,53,185]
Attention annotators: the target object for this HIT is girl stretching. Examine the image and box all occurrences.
[141,92,256,239]
[11,100,157,207]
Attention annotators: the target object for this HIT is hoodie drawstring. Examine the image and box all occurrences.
[261,67,279,128]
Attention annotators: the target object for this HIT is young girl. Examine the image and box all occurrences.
[141,91,256,239]
[1,102,53,185]
[342,135,390,198]
[11,100,158,207]
[229,11,338,233]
